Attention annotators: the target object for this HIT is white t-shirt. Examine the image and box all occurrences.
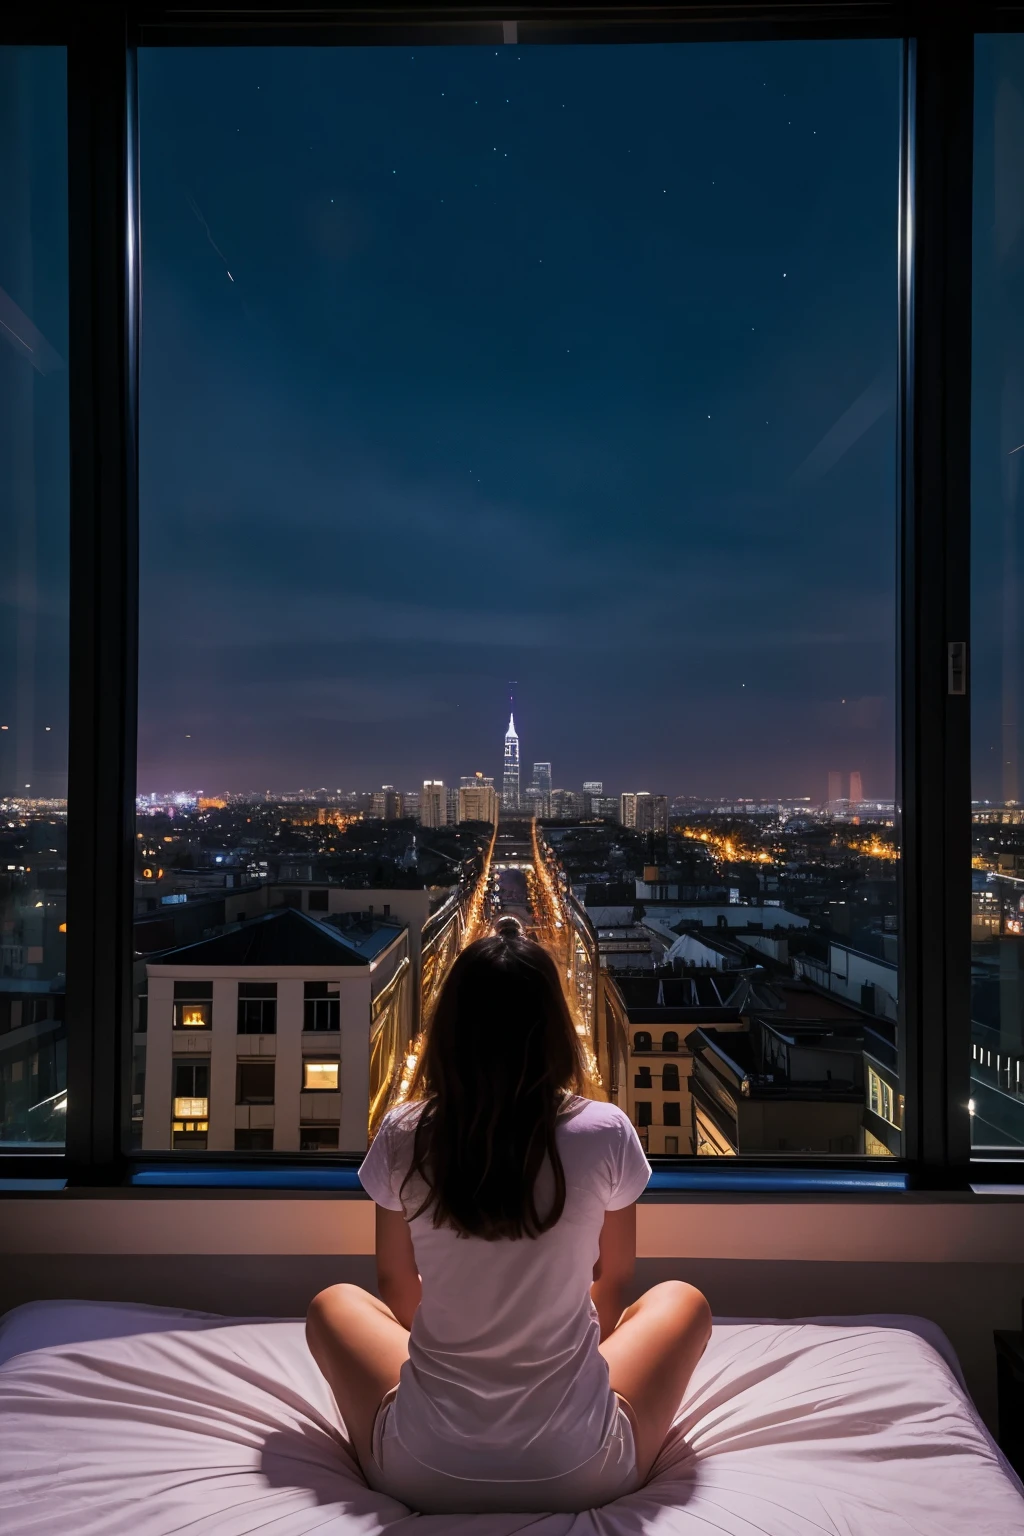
[358,1095,651,1479]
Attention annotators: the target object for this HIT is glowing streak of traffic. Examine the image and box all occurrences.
[394,817,500,1104]
[393,814,603,1110]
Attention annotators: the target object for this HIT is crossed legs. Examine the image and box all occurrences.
[306,1278,711,1489]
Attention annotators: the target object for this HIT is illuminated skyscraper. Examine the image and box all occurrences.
[503,711,520,811]
[849,771,863,804]
[635,792,668,835]
[371,785,403,820]
[527,761,552,817]
[421,780,446,829]
[827,770,843,809]
[459,772,497,824]
[620,791,667,834]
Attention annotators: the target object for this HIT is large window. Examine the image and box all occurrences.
[133,38,900,1158]
[4,15,1017,1187]
[971,34,1024,1155]
[0,47,69,1151]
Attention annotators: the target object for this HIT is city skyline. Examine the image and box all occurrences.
[129,691,881,805]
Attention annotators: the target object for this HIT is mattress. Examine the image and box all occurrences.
[0,1300,1021,1534]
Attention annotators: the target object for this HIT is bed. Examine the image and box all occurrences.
[0,1300,1021,1534]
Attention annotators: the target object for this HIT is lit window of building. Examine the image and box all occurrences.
[303,1061,340,1092]
[868,1065,896,1126]
[173,981,212,1030]
[172,1061,208,1124]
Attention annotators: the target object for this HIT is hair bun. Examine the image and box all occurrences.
[494,915,525,940]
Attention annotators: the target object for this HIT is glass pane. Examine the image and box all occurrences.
[971,35,1024,1155]
[136,40,900,1157]
[0,48,69,1151]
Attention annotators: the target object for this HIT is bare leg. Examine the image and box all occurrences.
[306,1283,410,1474]
[598,1281,712,1483]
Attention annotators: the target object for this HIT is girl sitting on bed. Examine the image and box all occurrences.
[306,917,711,1515]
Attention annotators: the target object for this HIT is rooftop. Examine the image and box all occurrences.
[692,1026,865,1101]
[145,906,405,969]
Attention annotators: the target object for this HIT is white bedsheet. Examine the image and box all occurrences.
[0,1300,1021,1534]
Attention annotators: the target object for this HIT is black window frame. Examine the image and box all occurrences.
[1,1,1007,1189]
[304,980,340,1032]
[303,996,340,1032]
[172,1058,209,1102]
[236,998,277,1034]
[236,985,278,1036]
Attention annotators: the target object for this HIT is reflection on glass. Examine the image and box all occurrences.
[0,47,69,1149]
[136,41,900,1157]
[971,36,1024,1154]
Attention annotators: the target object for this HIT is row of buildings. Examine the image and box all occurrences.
[595,897,903,1159]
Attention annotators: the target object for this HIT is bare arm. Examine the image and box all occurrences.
[375,1204,421,1330]
[591,1203,637,1342]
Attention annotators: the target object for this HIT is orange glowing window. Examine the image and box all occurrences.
[174,1002,211,1029]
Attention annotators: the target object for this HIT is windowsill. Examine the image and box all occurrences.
[0,1165,1017,1197]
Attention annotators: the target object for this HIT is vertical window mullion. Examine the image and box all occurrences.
[64,18,138,1183]
[899,24,974,1183]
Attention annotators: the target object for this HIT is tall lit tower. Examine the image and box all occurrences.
[503,707,520,811]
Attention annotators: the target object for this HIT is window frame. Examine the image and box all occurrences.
[235,1060,276,1107]
[0,1,1005,1189]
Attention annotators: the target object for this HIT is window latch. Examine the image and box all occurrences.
[947,640,966,696]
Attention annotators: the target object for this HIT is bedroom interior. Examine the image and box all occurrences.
[2,2,1024,1531]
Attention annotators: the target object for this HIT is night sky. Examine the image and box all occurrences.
[12,40,906,804]
[972,35,1024,806]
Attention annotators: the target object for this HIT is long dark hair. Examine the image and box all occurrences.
[399,919,587,1240]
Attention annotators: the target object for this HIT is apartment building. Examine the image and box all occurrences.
[612,974,750,1154]
[690,1022,867,1156]
[141,906,411,1154]
[688,984,901,1158]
